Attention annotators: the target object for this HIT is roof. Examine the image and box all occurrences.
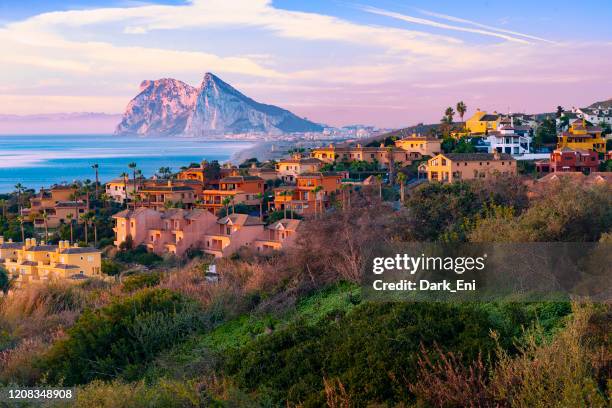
[479,114,499,121]
[397,136,440,142]
[55,201,86,208]
[0,242,23,249]
[112,207,154,219]
[220,175,263,183]
[161,208,210,221]
[55,264,80,270]
[61,247,100,254]
[139,185,194,192]
[299,171,341,178]
[28,245,59,252]
[268,218,301,231]
[20,261,38,266]
[278,157,322,165]
[442,153,515,162]
[218,213,264,227]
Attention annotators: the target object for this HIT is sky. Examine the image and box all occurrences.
[0,0,611,128]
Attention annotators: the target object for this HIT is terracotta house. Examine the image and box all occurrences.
[253,218,301,251]
[202,214,265,257]
[425,152,517,183]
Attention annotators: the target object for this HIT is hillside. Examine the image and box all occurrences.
[588,98,612,108]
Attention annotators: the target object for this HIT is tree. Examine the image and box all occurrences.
[534,117,557,146]
[92,163,99,200]
[120,172,129,208]
[312,186,324,218]
[80,212,93,245]
[42,210,49,242]
[375,175,383,199]
[14,183,25,215]
[66,213,74,243]
[556,105,564,118]
[128,162,138,188]
[397,172,407,203]
[0,199,7,219]
[92,215,98,246]
[456,101,467,124]
[17,215,25,242]
[222,197,231,218]
[444,107,455,123]
[386,146,395,185]
[256,192,264,221]
[0,265,13,294]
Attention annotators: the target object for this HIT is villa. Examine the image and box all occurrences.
[24,186,87,229]
[275,154,323,183]
[253,218,301,252]
[394,135,442,157]
[272,171,342,216]
[0,237,101,288]
[557,119,606,153]
[425,151,517,183]
[105,178,138,204]
[479,123,532,156]
[465,109,500,134]
[202,214,265,257]
[134,180,197,211]
[310,143,419,168]
[535,147,599,174]
[200,172,265,214]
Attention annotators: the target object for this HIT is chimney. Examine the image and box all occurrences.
[0,236,3,245]
[167,180,172,187]
[357,143,362,148]
[25,238,31,248]
[493,150,501,160]
[31,238,37,247]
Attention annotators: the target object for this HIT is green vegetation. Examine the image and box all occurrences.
[40,288,205,385]
[115,245,163,267]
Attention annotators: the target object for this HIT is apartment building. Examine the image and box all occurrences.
[24,186,87,228]
[272,172,342,216]
[202,214,265,257]
[0,237,101,288]
[253,218,301,252]
[425,152,517,183]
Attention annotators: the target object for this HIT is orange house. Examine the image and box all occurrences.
[25,185,86,229]
[200,174,265,214]
[272,172,342,216]
[135,180,196,211]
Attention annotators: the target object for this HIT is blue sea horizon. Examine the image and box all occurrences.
[0,134,253,193]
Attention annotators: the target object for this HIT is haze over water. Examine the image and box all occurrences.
[0,135,253,193]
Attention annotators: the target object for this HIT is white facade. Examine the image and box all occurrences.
[484,125,531,156]
[573,106,612,126]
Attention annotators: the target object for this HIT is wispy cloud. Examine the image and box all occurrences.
[416,9,556,44]
[361,6,540,44]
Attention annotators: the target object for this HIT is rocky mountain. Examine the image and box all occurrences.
[115,73,323,136]
[115,78,198,136]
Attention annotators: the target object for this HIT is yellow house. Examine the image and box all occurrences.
[394,135,442,157]
[557,119,606,153]
[0,237,102,288]
[465,110,500,134]
[425,152,516,183]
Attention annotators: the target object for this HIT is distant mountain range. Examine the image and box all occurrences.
[115,73,324,137]
[0,113,120,135]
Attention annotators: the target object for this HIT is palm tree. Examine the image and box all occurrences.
[256,192,264,221]
[312,185,324,219]
[222,197,231,217]
[66,213,74,243]
[120,172,129,208]
[128,162,137,187]
[386,146,395,185]
[14,183,25,215]
[92,163,99,200]
[99,193,111,209]
[80,212,93,245]
[456,101,467,124]
[444,107,455,124]
[0,199,6,219]
[376,174,383,199]
[92,215,98,247]
[17,215,25,242]
[397,172,407,203]
[42,210,49,242]
[230,195,236,214]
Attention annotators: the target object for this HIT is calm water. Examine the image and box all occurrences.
[0,135,253,192]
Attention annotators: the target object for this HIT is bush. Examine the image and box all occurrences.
[115,245,162,267]
[121,272,162,293]
[101,259,122,276]
[40,288,205,385]
[224,301,567,406]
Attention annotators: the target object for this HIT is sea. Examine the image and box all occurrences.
[0,134,254,193]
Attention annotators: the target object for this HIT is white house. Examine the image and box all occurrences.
[481,123,532,156]
[573,106,612,126]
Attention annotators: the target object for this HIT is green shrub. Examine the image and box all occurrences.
[224,301,570,407]
[40,288,205,385]
[121,272,162,293]
[101,259,122,276]
[115,245,162,267]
